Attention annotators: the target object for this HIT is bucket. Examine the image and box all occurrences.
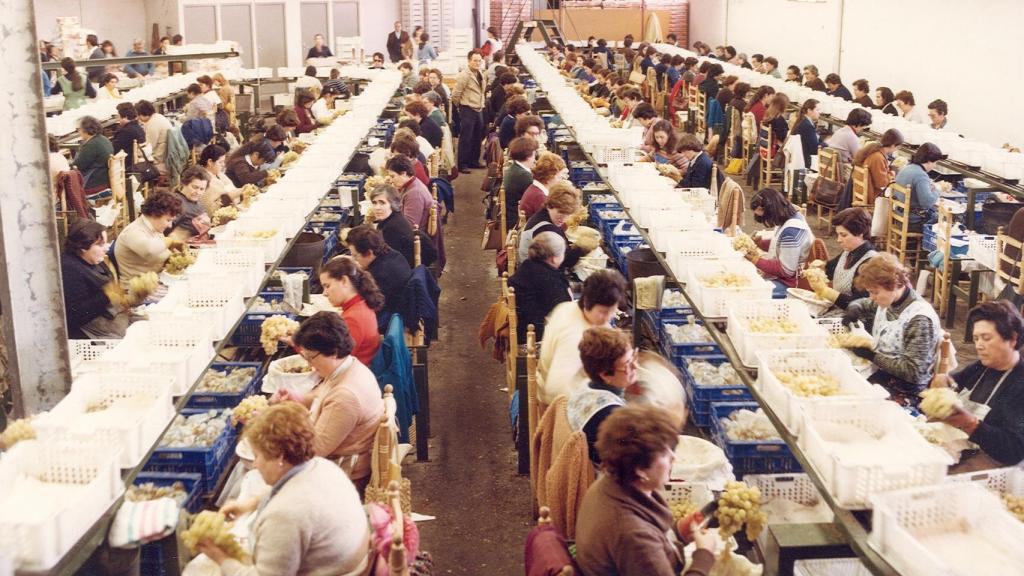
[626,247,667,281]
[280,232,326,276]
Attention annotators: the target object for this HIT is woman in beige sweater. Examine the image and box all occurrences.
[272,312,385,492]
[199,403,370,575]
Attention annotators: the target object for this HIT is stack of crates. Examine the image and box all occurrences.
[401,0,425,34]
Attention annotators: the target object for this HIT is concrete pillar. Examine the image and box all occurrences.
[0,0,73,416]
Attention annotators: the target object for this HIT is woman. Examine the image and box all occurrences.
[676,134,715,190]
[643,119,685,169]
[390,132,429,186]
[72,116,114,193]
[508,232,571,343]
[293,90,317,135]
[790,99,820,169]
[932,300,1024,467]
[537,269,628,406]
[785,65,802,85]
[806,207,877,310]
[747,85,775,126]
[894,142,945,230]
[853,128,903,205]
[827,108,872,164]
[198,144,241,215]
[404,100,443,149]
[50,57,95,110]
[729,82,750,115]
[875,86,898,116]
[385,155,440,249]
[213,72,237,131]
[498,96,531,150]
[698,63,723,100]
[294,66,322,93]
[575,405,716,576]
[368,184,435,268]
[746,188,813,297]
[706,88,731,139]
[520,152,567,221]
[417,32,438,65]
[481,27,502,60]
[762,93,791,154]
[184,83,214,120]
[111,102,146,167]
[346,225,412,316]
[567,327,637,463]
[95,73,122,100]
[200,402,370,575]
[270,312,385,491]
[319,256,384,366]
[61,220,132,339]
[518,182,593,270]
[427,69,449,114]
[310,87,338,125]
[839,252,941,405]
[226,140,276,187]
[114,191,183,282]
[169,166,212,241]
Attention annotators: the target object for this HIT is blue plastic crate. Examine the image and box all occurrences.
[231,310,298,347]
[133,471,205,513]
[679,355,753,427]
[657,292,693,321]
[710,402,802,477]
[144,410,238,494]
[659,318,721,359]
[185,362,264,409]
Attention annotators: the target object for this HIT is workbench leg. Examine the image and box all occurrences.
[945,261,960,328]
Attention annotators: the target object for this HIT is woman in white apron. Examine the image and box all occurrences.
[805,207,877,312]
[744,188,813,298]
[932,300,1024,469]
[567,328,637,464]
[839,253,941,406]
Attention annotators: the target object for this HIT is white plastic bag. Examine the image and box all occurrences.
[871,196,890,238]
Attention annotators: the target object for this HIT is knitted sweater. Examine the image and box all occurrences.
[537,302,596,405]
[219,458,369,576]
[848,289,938,396]
[755,215,812,286]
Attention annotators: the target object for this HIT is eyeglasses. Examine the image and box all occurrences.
[614,353,639,373]
[300,350,321,362]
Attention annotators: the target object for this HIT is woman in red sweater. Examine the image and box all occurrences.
[319,256,384,366]
[294,89,318,135]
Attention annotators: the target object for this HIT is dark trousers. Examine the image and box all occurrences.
[457,105,483,169]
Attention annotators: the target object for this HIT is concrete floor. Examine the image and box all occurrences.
[403,159,982,574]
[404,168,534,575]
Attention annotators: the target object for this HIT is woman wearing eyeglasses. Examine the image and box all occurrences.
[271,311,385,494]
[567,327,639,464]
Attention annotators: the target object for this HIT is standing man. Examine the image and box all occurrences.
[387,21,409,63]
[307,33,333,59]
[451,50,486,173]
[85,34,105,83]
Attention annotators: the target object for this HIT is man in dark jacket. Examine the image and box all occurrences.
[111,102,147,167]
[825,73,853,101]
[386,21,409,63]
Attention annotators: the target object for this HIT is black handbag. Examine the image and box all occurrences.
[132,160,160,184]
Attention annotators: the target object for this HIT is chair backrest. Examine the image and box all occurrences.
[687,82,699,111]
[108,151,127,202]
[386,480,410,576]
[818,148,841,183]
[851,165,870,207]
[427,148,440,178]
[888,182,913,236]
[526,325,539,483]
[369,385,399,494]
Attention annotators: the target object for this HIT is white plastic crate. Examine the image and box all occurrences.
[67,339,119,377]
[35,372,175,468]
[0,439,122,571]
[592,145,638,165]
[100,320,215,396]
[662,231,742,280]
[660,480,714,511]
[794,558,871,576]
[753,348,887,431]
[190,246,265,296]
[219,218,286,263]
[146,275,245,342]
[645,210,715,247]
[726,300,827,367]
[798,400,952,509]
[743,473,835,550]
[946,465,1024,500]
[869,483,1024,576]
[967,233,997,271]
[685,260,773,320]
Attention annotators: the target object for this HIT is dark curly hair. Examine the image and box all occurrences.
[292,310,355,359]
[579,269,628,312]
[968,300,1024,349]
[596,404,679,485]
[64,220,107,254]
[140,191,183,218]
[346,224,391,256]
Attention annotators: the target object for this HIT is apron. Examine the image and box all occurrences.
[948,366,1017,473]
[870,297,941,402]
[832,248,877,297]
[567,386,625,433]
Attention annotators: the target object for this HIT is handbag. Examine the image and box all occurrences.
[628,70,646,85]
[481,219,502,250]
[810,176,843,207]
[132,143,160,184]
[871,196,890,238]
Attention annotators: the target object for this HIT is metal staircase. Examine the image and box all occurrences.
[506,19,566,64]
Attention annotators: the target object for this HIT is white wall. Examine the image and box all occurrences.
[34,0,148,56]
[688,0,1024,148]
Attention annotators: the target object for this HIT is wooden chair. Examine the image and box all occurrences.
[526,324,539,493]
[886,182,923,272]
[506,228,520,276]
[427,148,441,179]
[931,204,961,318]
[996,225,1024,295]
[132,140,151,200]
[498,185,508,250]
[502,274,518,400]
[107,152,128,235]
[696,90,707,137]
[809,148,841,233]
[523,507,575,576]
[385,480,411,576]
[758,125,783,189]
[723,107,743,169]
[851,165,870,208]
[741,112,756,168]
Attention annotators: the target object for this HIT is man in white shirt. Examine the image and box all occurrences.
[895,90,928,124]
[136,99,172,175]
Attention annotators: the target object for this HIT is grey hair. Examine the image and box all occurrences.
[78,115,103,136]
[368,184,403,213]
[422,91,441,105]
[529,231,566,262]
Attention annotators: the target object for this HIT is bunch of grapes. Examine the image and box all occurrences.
[260,315,299,355]
[715,481,768,541]
[919,387,961,420]
[0,418,35,449]
[232,395,269,426]
[181,510,248,561]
